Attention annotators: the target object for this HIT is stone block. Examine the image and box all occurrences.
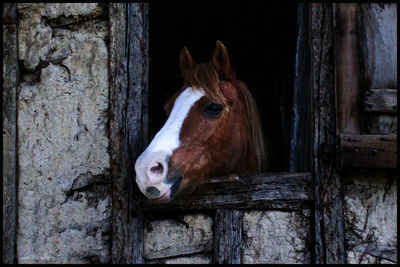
[343,171,397,264]
[144,213,213,260]
[242,210,311,264]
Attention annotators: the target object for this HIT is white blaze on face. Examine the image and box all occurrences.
[145,87,205,156]
[135,87,205,197]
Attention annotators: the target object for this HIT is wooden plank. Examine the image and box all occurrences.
[363,89,397,114]
[359,4,397,89]
[214,210,243,264]
[311,3,345,264]
[359,4,397,135]
[109,3,149,264]
[2,3,18,264]
[339,134,397,168]
[289,3,311,172]
[144,242,213,260]
[143,172,313,211]
[109,3,133,263]
[334,3,360,135]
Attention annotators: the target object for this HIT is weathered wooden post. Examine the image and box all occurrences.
[109,3,149,263]
[311,3,346,264]
[3,3,19,264]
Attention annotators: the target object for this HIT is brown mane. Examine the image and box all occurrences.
[165,62,269,172]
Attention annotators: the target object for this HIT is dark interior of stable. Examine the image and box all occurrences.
[149,3,298,171]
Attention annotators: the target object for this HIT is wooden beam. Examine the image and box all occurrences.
[3,3,19,264]
[334,3,360,134]
[358,4,397,90]
[339,134,397,168]
[363,89,397,114]
[143,172,313,211]
[289,3,311,172]
[214,210,243,264]
[109,3,149,264]
[312,3,346,264]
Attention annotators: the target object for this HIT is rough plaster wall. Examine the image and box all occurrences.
[143,213,213,262]
[343,171,397,264]
[243,210,311,264]
[17,3,110,263]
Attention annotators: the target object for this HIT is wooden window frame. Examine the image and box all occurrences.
[109,3,317,264]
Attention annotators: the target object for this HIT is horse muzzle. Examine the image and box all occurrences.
[134,151,183,203]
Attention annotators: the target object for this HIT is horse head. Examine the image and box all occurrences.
[135,41,267,203]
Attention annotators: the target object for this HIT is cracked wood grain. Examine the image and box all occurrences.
[109,3,149,263]
[214,209,243,264]
[359,4,397,135]
[312,3,345,264]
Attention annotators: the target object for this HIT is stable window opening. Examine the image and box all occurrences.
[149,3,300,173]
[143,3,312,211]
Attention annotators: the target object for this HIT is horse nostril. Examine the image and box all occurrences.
[150,162,164,175]
[146,186,160,198]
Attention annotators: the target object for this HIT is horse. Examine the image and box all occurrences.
[135,40,268,203]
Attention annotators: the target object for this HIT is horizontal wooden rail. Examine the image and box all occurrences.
[143,172,313,211]
[363,89,397,114]
[339,134,397,168]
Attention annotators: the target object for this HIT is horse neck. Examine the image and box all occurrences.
[231,94,259,174]
[234,142,258,174]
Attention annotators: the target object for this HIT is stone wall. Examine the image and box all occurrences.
[17,3,110,263]
[343,171,397,264]
[144,213,214,264]
[242,210,311,264]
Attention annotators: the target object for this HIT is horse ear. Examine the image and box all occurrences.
[212,40,232,77]
[179,46,195,74]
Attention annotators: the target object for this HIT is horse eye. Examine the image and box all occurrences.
[203,102,223,116]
